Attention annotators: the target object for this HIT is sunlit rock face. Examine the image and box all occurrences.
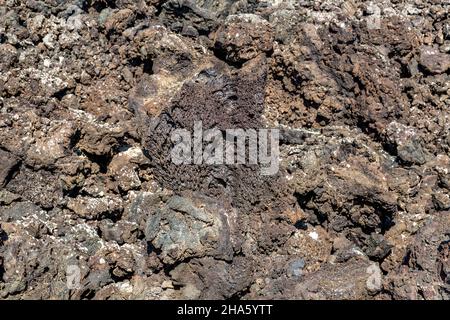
[0,0,449,300]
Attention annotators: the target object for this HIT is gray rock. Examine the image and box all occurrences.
[84,269,113,289]
[292,259,379,299]
[0,149,19,188]
[0,201,43,222]
[287,259,305,278]
[433,191,450,210]
[397,138,426,165]
[145,195,235,264]
[363,233,392,261]
[419,46,450,74]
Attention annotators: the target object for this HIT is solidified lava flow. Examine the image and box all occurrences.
[0,0,449,299]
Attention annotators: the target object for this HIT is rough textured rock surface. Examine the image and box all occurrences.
[0,0,449,300]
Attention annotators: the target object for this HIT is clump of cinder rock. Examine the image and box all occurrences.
[0,0,449,299]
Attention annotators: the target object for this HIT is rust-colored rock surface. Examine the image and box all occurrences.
[0,0,449,300]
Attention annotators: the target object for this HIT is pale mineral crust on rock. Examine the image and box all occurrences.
[0,0,449,300]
